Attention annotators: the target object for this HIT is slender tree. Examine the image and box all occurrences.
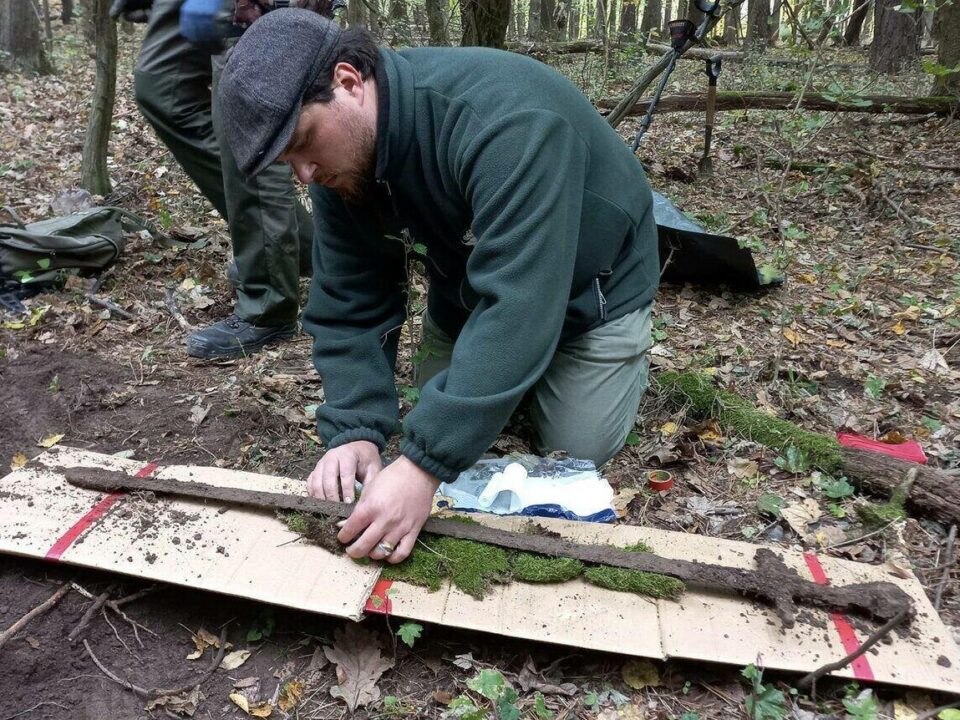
[80,0,117,195]
[62,0,74,23]
[0,0,53,73]
[620,0,638,36]
[640,0,662,37]
[426,0,449,43]
[843,0,870,45]
[527,0,541,36]
[722,1,740,43]
[539,0,561,37]
[932,0,959,94]
[747,0,770,49]
[461,0,512,46]
[869,0,920,73]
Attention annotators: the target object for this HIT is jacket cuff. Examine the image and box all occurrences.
[400,437,462,483]
[326,427,387,452]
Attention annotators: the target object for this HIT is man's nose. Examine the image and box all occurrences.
[291,161,316,185]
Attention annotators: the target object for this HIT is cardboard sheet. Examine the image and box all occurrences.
[2,447,958,693]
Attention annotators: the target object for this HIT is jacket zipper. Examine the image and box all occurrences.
[594,277,607,322]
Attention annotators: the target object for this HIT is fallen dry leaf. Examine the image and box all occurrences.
[146,686,202,717]
[10,452,27,470]
[220,649,251,671]
[727,457,759,480]
[186,627,221,660]
[277,680,305,712]
[783,327,802,346]
[37,433,64,448]
[324,624,394,711]
[891,320,906,335]
[659,421,679,434]
[920,349,950,374]
[780,498,822,536]
[611,488,640,518]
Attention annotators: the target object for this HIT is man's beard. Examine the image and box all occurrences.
[335,113,376,206]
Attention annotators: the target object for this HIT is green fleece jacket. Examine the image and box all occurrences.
[302,46,658,482]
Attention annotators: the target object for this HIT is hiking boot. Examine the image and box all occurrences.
[226,259,239,289]
[185,314,297,359]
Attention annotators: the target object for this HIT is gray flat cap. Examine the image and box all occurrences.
[218,9,342,178]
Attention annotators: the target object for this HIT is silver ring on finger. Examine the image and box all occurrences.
[376,540,395,555]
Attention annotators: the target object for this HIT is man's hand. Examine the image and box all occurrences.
[307,440,382,503]
[337,456,439,564]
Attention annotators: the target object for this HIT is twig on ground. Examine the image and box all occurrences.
[84,639,149,696]
[905,243,959,258]
[69,583,117,643]
[148,626,228,699]
[825,518,900,550]
[85,293,136,320]
[84,626,228,700]
[934,525,957,611]
[164,287,192,331]
[100,608,139,660]
[1,701,70,720]
[114,585,157,607]
[796,606,912,695]
[0,582,72,651]
[879,185,916,227]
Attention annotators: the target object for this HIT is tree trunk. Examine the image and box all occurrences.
[462,0,512,47]
[527,0,541,36]
[80,0,117,196]
[747,0,770,49]
[539,0,561,38]
[0,0,53,73]
[723,2,740,44]
[768,0,781,43]
[932,0,959,95]
[389,0,407,21]
[347,0,371,31]
[686,0,704,26]
[843,0,870,45]
[62,0,74,23]
[426,0,449,43]
[595,0,607,36]
[640,0,661,37]
[620,0,637,36]
[870,0,920,73]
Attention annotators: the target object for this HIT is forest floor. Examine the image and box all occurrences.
[1,10,959,720]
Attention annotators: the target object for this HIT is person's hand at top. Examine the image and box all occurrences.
[307,444,439,564]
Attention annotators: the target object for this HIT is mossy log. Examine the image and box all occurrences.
[656,372,960,525]
[595,92,959,116]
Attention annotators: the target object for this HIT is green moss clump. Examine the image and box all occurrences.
[855,484,908,527]
[625,541,652,553]
[431,536,510,599]
[583,566,685,599]
[656,372,845,473]
[380,543,445,591]
[511,553,584,583]
[381,535,509,599]
[279,512,344,554]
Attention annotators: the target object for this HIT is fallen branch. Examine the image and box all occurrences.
[85,293,136,321]
[164,287,192,331]
[65,467,914,627]
[68,583,117,643]
[0,583,71,651]
[596,91,959,117]
[795,606,912,693]
[657,372,960,526]
[85,626,228,700]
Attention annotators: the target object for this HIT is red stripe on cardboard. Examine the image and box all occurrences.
[803,552,875,681]
[45,462,159,561]
[364,579,394,615]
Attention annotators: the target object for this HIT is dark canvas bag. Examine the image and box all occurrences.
[0,206,152,287]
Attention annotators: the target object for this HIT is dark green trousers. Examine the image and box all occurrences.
[133,0,312,326]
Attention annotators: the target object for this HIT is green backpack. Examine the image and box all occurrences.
[0,205,157,287]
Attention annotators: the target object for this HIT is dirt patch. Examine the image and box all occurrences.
[0,345,287,469]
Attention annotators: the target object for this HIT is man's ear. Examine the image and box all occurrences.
[333,62,365,97]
